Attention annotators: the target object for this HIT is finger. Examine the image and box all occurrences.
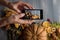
[15,13,25,18]
[13,7,21,13]
[23,2,33,9]
[29,20,35,24]
[17,19,35,24]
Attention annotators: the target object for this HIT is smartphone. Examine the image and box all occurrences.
[21,9,43,20]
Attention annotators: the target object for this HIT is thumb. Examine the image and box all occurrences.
[14,7,21,13]
[17,13,25,18]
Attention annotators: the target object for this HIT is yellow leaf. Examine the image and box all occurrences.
[15,23,20,29]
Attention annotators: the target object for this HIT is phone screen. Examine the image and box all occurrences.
[21,9,43,20]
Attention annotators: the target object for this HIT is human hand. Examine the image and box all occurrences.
[8,13,34,24]
[8,1,33,13]
[7,1,34,24]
